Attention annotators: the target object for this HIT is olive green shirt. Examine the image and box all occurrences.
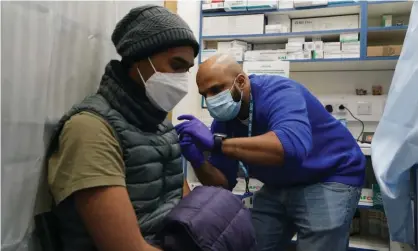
[48,111,125,204]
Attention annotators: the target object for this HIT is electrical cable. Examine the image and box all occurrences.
[339,105,364,142]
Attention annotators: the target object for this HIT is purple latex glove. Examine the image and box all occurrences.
[175,115,214,151]
[179,134,205,168]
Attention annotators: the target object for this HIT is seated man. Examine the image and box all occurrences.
[46,5,198,251]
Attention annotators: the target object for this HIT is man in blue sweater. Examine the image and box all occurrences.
[175,54,366,251]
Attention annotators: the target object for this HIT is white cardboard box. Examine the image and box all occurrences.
[243,61,290,77]
[203,14,265,36]
[340,33,359,42]
[218,40,248,52]
[253,43,285,50]
[324,42,341,52]
[341,41,360,52]
[247,0,278,10]
[265,24,290,33]
[245,50,287,61]
[288,36,305,43]
[342,52,360,58]
[201,49,218,62]
[224,0,248,11]
[286,43,303,52]
[304,42,315,51]
[314,41,324,51]
[278,0,294,9]
[324,51,342,59]
[312,50,324,59]
[287,51,311,60]
[294,0,328,8]
[292,15,359,32]
[227,47,245,61]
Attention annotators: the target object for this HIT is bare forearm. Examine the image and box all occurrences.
[221,132,284,166]
[183,179,191,197]
[193,161,229,189]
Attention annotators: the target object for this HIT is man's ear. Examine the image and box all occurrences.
[236,74,246,90]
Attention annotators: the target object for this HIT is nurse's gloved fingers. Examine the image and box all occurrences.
[175,121,196,134]
[177,114,196,121]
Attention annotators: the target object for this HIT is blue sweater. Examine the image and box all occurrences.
[209,74,366,189]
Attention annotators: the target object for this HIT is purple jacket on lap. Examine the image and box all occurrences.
[159,186,257,251]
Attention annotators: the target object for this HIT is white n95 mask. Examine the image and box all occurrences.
[137,58,189,112]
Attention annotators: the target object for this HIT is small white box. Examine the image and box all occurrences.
[227,14,265,35]
[224,0,248,11]
[341,41,360,52]
[218,40,248,52]
[292,15,359,32]
[265,24,290,33]
[288,36,305,43]
[253,43,284,50]
[244,50,287,61]
[382,15,393,27]
[203,14,265,36]
[243,61,290,77]
[201,49,218,62]
[324,51,342,59]
[342,52,360,59]
[278,0,294,9]
[202,3,212,10]
[226,47,245,61]
[340,33,359,42]
[312,50,324,59]
[267,14,291,27]
[314,41,324,51]
[294,0,328,8]
[304,42,315,51]
[287,51,310,60]
[286,43,303,52]
[324,42,341,52]
[247,0,278,10]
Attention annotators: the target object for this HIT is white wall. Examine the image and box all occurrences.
[174,3,394,138]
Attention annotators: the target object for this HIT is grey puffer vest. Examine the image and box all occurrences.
[47,60,183,250]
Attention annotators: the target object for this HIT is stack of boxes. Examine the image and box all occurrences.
[265,14,291,33]
[321,33,360,59]
[340,33,360,58]
[202,0,225,11]
[201,40,252,62]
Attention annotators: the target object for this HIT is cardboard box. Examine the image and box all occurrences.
[203,14,265,36]
[227,47,245,61]
[324,42,341,52]
[341,41,360,52]
[247,0,278,10]
[342,52,360,58]
[288,36,305,43]
[382,15,392,27]
[312,50,324,59]
[278,0,294,9]
[224,0,247,11]
[324,51,342,59]
[304,42,315,51]
[201,49,218,62]
[287,51,311,60]
[340,33,359,42]
[244,50,287,61]
[314,41,324,51]
[253,43,285,50]
[265,24,290,33]
[202,0,225,11]
[294,0,328,8]
[286,43,303,52]
[292,15,359,32]
[218,40,248,52]
[243,61,290,77]
[367,45,403,57]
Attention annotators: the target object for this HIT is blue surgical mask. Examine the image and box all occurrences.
[206,81,243,121]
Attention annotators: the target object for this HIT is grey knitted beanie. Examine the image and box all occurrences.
[112,5,199,61]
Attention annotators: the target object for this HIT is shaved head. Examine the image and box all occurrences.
[197,54,246,98]
[196,53,251,120]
